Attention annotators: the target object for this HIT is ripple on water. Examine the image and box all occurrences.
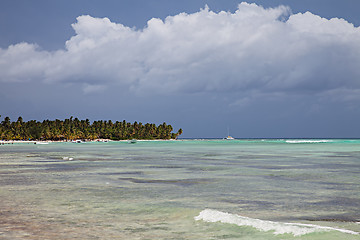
[118,177,212,186]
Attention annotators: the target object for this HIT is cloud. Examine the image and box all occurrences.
[1,2,360,101]
[82,83,107,94]
[0,42,50,82]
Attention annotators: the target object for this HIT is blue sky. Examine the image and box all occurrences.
[1,0,360,138]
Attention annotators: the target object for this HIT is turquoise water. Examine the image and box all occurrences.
[0,139,359,239]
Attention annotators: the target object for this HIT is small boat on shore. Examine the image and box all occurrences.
[129,139,137,144]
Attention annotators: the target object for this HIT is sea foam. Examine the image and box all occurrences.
[285,140,333,144]
[194,209,359,236]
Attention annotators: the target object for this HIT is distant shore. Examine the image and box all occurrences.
[0,138,178,144]
[0,139,107,144]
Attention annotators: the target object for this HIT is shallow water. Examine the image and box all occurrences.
[0,139,359,239]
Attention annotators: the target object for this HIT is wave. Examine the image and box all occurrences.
[194,209,359,236]
[285,140,333,144]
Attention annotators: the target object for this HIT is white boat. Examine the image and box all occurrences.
[224,127,235,140]
[72,140,83,143]
[35,142,49,144]
[225,136,235,140]
[129,139,137,144]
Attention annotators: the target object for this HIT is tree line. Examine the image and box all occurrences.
[0,116,183,141]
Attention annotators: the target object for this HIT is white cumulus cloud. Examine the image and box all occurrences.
[1,2,360,100]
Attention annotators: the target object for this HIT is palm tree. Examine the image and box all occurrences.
[0,116,181,141]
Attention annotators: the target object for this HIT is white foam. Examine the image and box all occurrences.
[285,140,332,144]
[194,209,359,236]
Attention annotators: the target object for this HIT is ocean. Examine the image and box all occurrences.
[0,139,359,239]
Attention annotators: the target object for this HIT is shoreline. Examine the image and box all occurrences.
[0,138,178,144]
[3,138,359,145]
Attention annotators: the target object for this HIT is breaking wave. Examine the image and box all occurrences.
[285,139,333,144]
[194,209,359,236]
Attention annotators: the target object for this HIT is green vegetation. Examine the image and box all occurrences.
[0,115,183,141]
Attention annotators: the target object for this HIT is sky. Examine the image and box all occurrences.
[1,0,360,138]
